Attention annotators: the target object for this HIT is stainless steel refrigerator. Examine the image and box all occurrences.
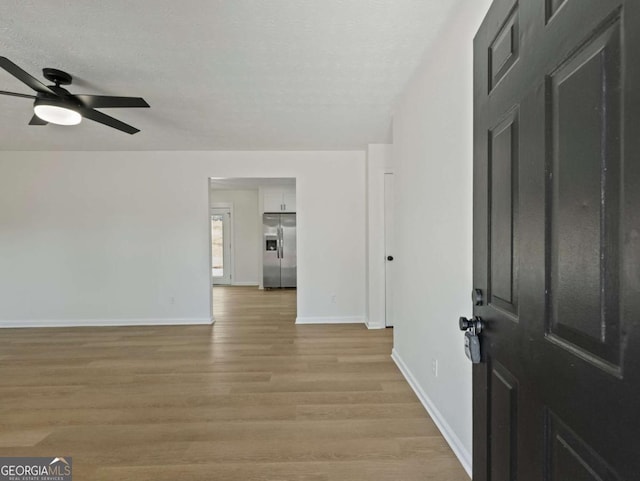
[263,213,296,288]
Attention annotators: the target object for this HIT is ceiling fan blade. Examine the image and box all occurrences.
[75,95,149,109]
[79,107,140,135]
[29,115,48,126]
[0,90,36,100]
[0,57,56,95]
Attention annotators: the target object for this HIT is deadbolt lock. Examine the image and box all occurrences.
[473,288,483,306]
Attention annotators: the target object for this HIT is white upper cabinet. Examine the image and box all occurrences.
[263,190,284,212]
[262,188,296,213]
[282,189,296,212]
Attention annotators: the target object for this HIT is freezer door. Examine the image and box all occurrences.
[263,214,281,288]
[280,213,297,288]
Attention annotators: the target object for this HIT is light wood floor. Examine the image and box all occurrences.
[0,286,468,480]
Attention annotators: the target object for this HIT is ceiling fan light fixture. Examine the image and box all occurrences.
[1,57,147,134]
[33,99,81,126]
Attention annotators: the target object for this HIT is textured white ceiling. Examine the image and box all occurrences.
[0,1,459,151]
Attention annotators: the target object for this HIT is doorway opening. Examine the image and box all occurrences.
[211,207,232,285]
[208,177,297,322]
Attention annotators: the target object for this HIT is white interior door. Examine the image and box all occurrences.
[384,173,394,327]
[211,208,231,285]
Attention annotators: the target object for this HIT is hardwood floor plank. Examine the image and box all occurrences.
[295,403,431,421]
[94,459,468,481]
[0,428,53,448]
[182,437,407,464]
[0,286,468,480]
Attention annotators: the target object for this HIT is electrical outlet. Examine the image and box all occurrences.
[170,296,175,305]
[331,294,337,304]
[432,358,439,377]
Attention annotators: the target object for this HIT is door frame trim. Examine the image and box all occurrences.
[365,144,394,329]
[383,171,395,327]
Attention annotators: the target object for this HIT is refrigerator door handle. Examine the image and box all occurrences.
[278,226,284,258]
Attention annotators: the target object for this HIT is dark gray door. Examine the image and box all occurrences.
[473,0,640,479]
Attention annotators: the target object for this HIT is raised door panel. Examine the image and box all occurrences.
[545,411,619,481]
[489,5,519,92]
[489,110,519,316]
[546,18,622,371]
[489,362,519,481]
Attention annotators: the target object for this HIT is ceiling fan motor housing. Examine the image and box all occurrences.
[42,68,72,86]
[33,70,82,126]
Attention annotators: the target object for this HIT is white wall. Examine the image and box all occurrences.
[390,1,491,476]
[210,189,260,285]
[0,151,365,326]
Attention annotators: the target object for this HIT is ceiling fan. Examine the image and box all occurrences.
[0,57,149,135]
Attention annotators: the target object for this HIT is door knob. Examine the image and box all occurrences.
[387,256,394,261]
[459,316,484,364]
[459,316,484,334]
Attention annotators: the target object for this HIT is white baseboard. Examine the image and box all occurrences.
[295,316,364,325]
[391,348,472,478]
[231,281,259,286]
[0,317,215,328]
[365,317,386,329]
